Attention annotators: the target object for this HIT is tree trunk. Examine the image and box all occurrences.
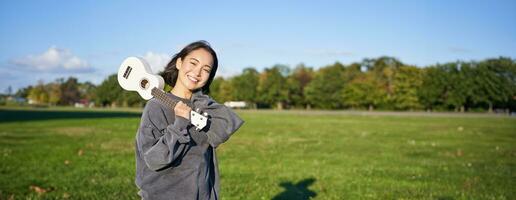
[488,102,493,113]
[276,102,283,110]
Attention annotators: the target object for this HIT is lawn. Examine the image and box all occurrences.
[0,107,515,199]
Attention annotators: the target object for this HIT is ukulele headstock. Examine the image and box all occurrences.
[190,108,209,130]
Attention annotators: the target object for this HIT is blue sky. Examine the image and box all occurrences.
[1,0,515,92]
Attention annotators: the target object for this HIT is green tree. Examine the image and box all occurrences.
[95,74,123,107]
[342,73,384,110]
[257,65,289,109]
[368,57,403,108]
[418,66,447,111]
[391,65,423,110]
[286,64,314,108]
[209,77,224,102]
[122,91,145,107]
[471,57,516,112]
[79,81,97,101]
[60,77,81,105]
[304,62,346,109]
[218,78,234,103]
[231,67,259,104]
[209,77,234,103]
[28,81,48,104]
[15,86,33,99]
[48,82,61,106]
[444,63,467,111]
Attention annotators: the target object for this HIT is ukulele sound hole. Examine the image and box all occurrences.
[140,79,149,90]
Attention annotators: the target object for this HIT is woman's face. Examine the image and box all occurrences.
[175,48,214,91]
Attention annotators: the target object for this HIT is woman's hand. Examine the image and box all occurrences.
[174,101,191,120]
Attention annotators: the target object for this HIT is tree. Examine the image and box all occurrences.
[122,90,145,107]
[370,57,403,91]
[95,74,123,107]
[368,57,403,108]
[210,77,234,103]
[231,67,259,104]
[28,81,48,104]
[391,65,423,110]
[418,66,447,111]
[304,62,346,109]
[79,81,97,100]
[209,77,224,102]
[341,72,384,110]
[218,78,234,103]
[286,64,314,108]
[60,77,81,105]
[48,82,61,106]
[15,86,33,98]
[470,57,516,112]
[257,65,289,109]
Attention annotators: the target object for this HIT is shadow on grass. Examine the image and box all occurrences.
[0,109,141,123]
[272,178,317,200]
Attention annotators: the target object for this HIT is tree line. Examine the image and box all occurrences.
[210,56,515,112]
[8,56,516,112]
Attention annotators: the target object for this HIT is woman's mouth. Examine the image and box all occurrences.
[187,75,199,83]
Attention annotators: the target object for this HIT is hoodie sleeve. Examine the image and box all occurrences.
[136,100,191,171]
[192,94,244,148]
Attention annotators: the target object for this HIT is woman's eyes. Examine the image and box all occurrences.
[188,61,210,73]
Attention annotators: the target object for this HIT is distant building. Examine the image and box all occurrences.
[75,99,94,108]
[224,101,247,109]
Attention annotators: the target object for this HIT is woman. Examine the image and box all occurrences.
[135,40,244,200]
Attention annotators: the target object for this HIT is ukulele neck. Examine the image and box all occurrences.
[151,87,179,109]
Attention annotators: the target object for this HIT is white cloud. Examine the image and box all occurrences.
[141,51,171,74]
[9,46,93,73]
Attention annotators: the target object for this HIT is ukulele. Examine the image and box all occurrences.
[117,57,208,130]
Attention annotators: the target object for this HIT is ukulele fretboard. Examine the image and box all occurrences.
[151,87,179,109]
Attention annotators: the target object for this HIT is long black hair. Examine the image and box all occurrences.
[160,40,218,94]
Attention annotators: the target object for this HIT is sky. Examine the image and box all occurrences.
[1,0,515,92]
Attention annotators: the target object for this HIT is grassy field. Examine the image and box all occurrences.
[0,107,515,199]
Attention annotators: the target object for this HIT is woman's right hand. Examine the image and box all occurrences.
[174,101,191,120]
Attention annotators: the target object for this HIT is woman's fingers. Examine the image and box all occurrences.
[174,101,192,119]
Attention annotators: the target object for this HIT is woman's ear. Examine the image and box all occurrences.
[176,58,182,70]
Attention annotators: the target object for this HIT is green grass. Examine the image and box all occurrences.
[0,107,515,199]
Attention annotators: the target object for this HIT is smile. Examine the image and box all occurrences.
[187,75,199,83]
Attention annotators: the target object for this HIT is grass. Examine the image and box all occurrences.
[0,107,515,199]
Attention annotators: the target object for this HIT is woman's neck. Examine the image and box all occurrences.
[170,85,192,100]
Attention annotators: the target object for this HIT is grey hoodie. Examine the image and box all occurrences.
[135,91,244,200]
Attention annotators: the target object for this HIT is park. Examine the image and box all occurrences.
[0,107,514,199]
[1,1,515,199]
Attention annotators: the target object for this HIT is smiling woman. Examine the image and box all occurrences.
[134,40,244,200]
[161,41,218,97]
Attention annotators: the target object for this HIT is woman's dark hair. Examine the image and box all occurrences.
[160,40,218,94]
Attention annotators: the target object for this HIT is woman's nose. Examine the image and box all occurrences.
[193,66,202,76]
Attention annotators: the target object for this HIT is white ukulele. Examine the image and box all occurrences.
[117,57,208,130]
